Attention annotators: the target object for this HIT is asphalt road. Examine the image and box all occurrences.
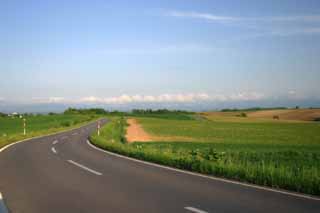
[0,119,319,213]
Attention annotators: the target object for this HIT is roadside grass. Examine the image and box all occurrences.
[90,116,320,196]
[0,114,97,148]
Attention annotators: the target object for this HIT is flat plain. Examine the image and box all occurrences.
[91,109,320,196]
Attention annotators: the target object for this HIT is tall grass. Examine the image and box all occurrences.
[0,114,97,148]
[90,117,320,196]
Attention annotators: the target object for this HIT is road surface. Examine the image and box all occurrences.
[0,119,319,213]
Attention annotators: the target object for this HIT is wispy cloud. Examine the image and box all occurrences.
[165,10,320,37]
[259,15,320,22]
[166,10,320,23]
[102,44,215,55]
[166,11,238,22]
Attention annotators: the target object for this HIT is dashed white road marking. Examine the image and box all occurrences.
[61,136,68,140]
[51,147,57,154]
[52,140,58,145]
[185,207,208,213]
[67,160,102,176]
[72,132,78,136]
[0,192,9,213]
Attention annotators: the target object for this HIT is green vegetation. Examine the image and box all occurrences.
[65,108,195,120]
[130,109,195,120]
[90,114,320,196]
[0,113,97,149]
[64,107,108,115]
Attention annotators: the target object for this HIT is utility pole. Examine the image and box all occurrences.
[23,118,26,136]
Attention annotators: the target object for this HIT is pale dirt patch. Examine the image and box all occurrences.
[126,119,153,143]
[125,119,196,143]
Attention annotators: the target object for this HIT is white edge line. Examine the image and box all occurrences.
[51,147,57,154]
[0,119,103,153]
[86,140,320,201]
[0,192,9,213]
[67,160,102,176]
[185,206,208,213]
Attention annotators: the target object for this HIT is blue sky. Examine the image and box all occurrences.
[1,0,320,110]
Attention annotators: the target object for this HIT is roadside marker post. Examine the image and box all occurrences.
[23,118,26,136]
[97,121,100,136]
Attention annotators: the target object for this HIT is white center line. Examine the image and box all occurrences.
[67,160,102,176]
[52,140,58,145]
[51,147,57,154]
[185,207,208,213]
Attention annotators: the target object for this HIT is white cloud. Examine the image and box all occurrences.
[288,90,296,95]
[166,10,320,23]
[166,11,237,22]
[28,92,266,105]
[32,97,65,104]
[102,44,215,55]
[77,92,264,104]
[165,10,320,37]
[262,15,320,22]
[80,96,103,103]
[80,93,211,104]
[228,92,265,101]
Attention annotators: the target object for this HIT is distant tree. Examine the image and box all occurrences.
[64,108,107,115]
[240,112,247,117]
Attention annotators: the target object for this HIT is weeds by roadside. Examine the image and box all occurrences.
[90,117,320,196]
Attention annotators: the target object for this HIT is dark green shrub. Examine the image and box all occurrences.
[60,121,71,127]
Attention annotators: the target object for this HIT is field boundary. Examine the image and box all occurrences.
[0,119,101,153]
[86,139,320,201]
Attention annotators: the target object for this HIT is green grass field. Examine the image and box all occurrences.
[90,114,320,196]
[0,114,96,148]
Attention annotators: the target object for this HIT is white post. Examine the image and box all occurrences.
[23,118,26,136]
[97,121,100,136]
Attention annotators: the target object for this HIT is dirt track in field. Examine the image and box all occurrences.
[125,119,152,143]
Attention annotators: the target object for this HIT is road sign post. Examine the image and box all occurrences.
[23,118,26,136]
[97,121,100,136]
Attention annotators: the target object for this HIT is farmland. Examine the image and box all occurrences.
[0,113,96,149]
[90,109,320,196]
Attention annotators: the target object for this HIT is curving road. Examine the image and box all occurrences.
[0,119,319,213]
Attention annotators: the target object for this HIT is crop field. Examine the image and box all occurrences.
[0,114,95,148]
[91,110,320,196]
